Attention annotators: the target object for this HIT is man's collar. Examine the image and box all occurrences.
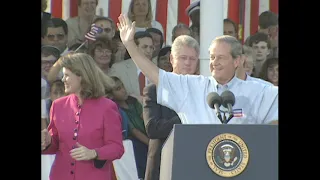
[210,74,240,90]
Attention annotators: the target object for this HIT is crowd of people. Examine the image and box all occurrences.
[41,0,278,180]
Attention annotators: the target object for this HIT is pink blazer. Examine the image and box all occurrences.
[42,94,124,180]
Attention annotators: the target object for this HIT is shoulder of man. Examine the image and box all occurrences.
[247,76,274,86]
[65,16,77,24]
[109,59,133,74]
[112,59,134,69]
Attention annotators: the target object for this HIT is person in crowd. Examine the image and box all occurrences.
[42,80,66,129]
[45,80,66,117]
[117,14,278,125]
[41,0,52,38]
[41,53,124,180]
[242,46,255,76]
[113,30,128,62]
[185,1,200,28]
[41,0,51,19]
[88,37,117,74]
[259,57,278,86]
[247,32,271,77]
[109,76,148,179]
[185,1,200,43]
[92,16,116,40]
[66,0,100,47]
[171,23,192,44]
[245,11,278,58]
[42,18,69,54]
[143,43,197,180]
[109,31,155,98]
[41,45,61,98]
[236,45,273,86]
[223,18,238,39]
[146,28,164,59]
[128,0,164,34]
[42,46,61,81]
[156,46,172,72]
[68,43,88,53]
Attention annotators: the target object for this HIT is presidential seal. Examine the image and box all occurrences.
[206,133,249,178]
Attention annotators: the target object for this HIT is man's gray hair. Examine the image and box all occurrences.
[172,35,199,57]
[209,35,242,59]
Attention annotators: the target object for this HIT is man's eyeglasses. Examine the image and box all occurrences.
[47,33,65,41]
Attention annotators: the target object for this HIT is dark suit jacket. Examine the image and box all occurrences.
[142,84,181,180]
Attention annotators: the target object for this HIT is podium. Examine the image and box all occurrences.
[160,124,278,180]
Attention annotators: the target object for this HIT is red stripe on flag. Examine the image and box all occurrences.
[250,0,259,35]
[178,0,190,26]
[269,0,278,14]
[70,0,78,17]
[156,0,168,42]
[227,0,240,24]
[51,0,63,18]
[109,0,122,26]
[240,0,245,43]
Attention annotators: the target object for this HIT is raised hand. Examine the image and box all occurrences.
[117,14,136,46]
[70,142,97,161]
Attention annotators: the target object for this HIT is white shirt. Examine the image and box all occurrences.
[41,78,49,99]
[246,74,274,86]
[157,69,278,124]
[41,99,48,119]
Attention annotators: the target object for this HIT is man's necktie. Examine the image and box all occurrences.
[139,72,145,96]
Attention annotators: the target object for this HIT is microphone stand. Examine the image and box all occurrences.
[216,110,223,124]
[220,111,234,124]
[225,113,234,124]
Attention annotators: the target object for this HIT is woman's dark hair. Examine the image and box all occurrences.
[50,80,64,91]
[259,57,278,81]
[157,46,171,64]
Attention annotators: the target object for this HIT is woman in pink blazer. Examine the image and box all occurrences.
[41,53,124,180]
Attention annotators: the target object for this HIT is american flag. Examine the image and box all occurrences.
[233,109,244,118]
[84,24,102,41]
[45,0,278,44]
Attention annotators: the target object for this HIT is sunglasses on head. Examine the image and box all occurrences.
[47,33,65,41]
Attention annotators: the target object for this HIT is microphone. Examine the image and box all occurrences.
[221,90,236,123]
[207,92,223,123]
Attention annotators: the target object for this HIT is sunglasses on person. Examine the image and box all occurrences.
[97,27,112,34]
[46,33,65,41]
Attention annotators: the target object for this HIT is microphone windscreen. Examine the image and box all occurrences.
[221,90,235,108]
[206,92,222,109]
